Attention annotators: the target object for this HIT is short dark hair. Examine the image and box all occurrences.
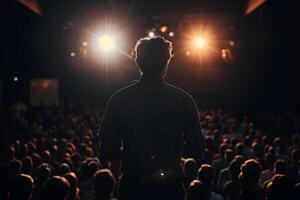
[135,36,173,75]
[198,164,214,186]
[266,174,295,200]
[44,176,70,200]
[186,180,209,200]
[9,174,34,200]
[93,169,116,200]
[240,159,262,184]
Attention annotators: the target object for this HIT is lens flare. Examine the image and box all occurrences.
[195,37,206,49]
[98,35,115,52]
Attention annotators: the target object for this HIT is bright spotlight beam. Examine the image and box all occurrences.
[195,37,206,49]
[98,35,115,52]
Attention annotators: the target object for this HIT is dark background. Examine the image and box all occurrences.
[1,0,300,113]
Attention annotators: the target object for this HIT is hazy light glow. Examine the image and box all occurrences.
[148,31,155,38]
[13,77,19,82]
[98,35,115,52]
[82,41,88,46]
[70,52,76,57]
[160,26,168,33]
[169,32,174,37]
[195,37,206,49]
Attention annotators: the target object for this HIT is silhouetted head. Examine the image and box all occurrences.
[44,176,70,200]
[35,163,51,184]
[240,159,262,185]
[22,156,33,174]
[64,172,79,200]
[135,36,173,76]
[274,159,287,174]
[9,174,34,200]
[198,164,214,187]
[93,169,116,200]
[186,179,209,200]
[9,159,22,177]
[229,158,243,180]
[266,174,296,200]
[184,158,198,177]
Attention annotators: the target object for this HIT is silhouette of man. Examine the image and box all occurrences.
[99,36,205,200]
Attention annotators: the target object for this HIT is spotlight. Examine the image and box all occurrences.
[98,35,115,52]
[148,31,155,38]
[70,52,76,57]
[82,41,88,47]
[169,32,174,37]
[195,37,206,49]
[229,40,235,47]
[160,26,168,33]
[13,77,19,82]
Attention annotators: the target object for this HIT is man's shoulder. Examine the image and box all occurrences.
[164,82,195,101]
[109,80,139,100]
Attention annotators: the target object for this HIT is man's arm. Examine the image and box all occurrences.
[182,96,205,162]
[98,97,122,161]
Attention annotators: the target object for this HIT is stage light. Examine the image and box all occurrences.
[148,31,155,38]
[13,77,19,82]
[229,40,235,47]
[98,35,115,52]
[194,37,206,49]
[160,26,168,33]
[82,41,88,47]
[70,52,76,57]
[186,51,191,56]
[169,32,174,37]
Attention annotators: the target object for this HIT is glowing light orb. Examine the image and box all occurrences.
[160,26,168,33]
[98,35,115,52]
[169,32,174,37]
[70,52,76,57]
[148,31,155,38]
[195,38,206,49]
[82,41,88,46]
[13,77,19,82]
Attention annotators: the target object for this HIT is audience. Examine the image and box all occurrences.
[1,103,300,200]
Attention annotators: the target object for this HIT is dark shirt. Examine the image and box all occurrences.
[99,75,205,174]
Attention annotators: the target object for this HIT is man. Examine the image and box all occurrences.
[99,36,205,200]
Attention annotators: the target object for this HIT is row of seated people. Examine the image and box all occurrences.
[1,103,299,199]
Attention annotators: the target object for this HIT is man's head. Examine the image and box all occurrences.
[197,164,214,187]
[240,159,262,185]
[93,169,116,200]
[135,36,173,76]
[44,176,70,200]
[9,174,34,200]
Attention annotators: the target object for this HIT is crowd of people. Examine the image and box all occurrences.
[1,102,299,200]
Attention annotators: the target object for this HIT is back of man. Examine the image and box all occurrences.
[99,36,205,200]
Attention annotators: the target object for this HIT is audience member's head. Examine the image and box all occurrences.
[183,158,198,178]
[44,176,70,200]
[35,163,51,184]
[274,159,287,174]
[22,156,33,174]
[64,172,79,200]
[135,36,173,76]
[9,174,34,200]
[9,159,22,177]
[229,158,243,181]
[266,174,296,200]
[264,153,275,170]
[186,180,209,200]
[224,148,235,163]
[198,164,214,187]
[93,169,116,200]
[240,159,262,186]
